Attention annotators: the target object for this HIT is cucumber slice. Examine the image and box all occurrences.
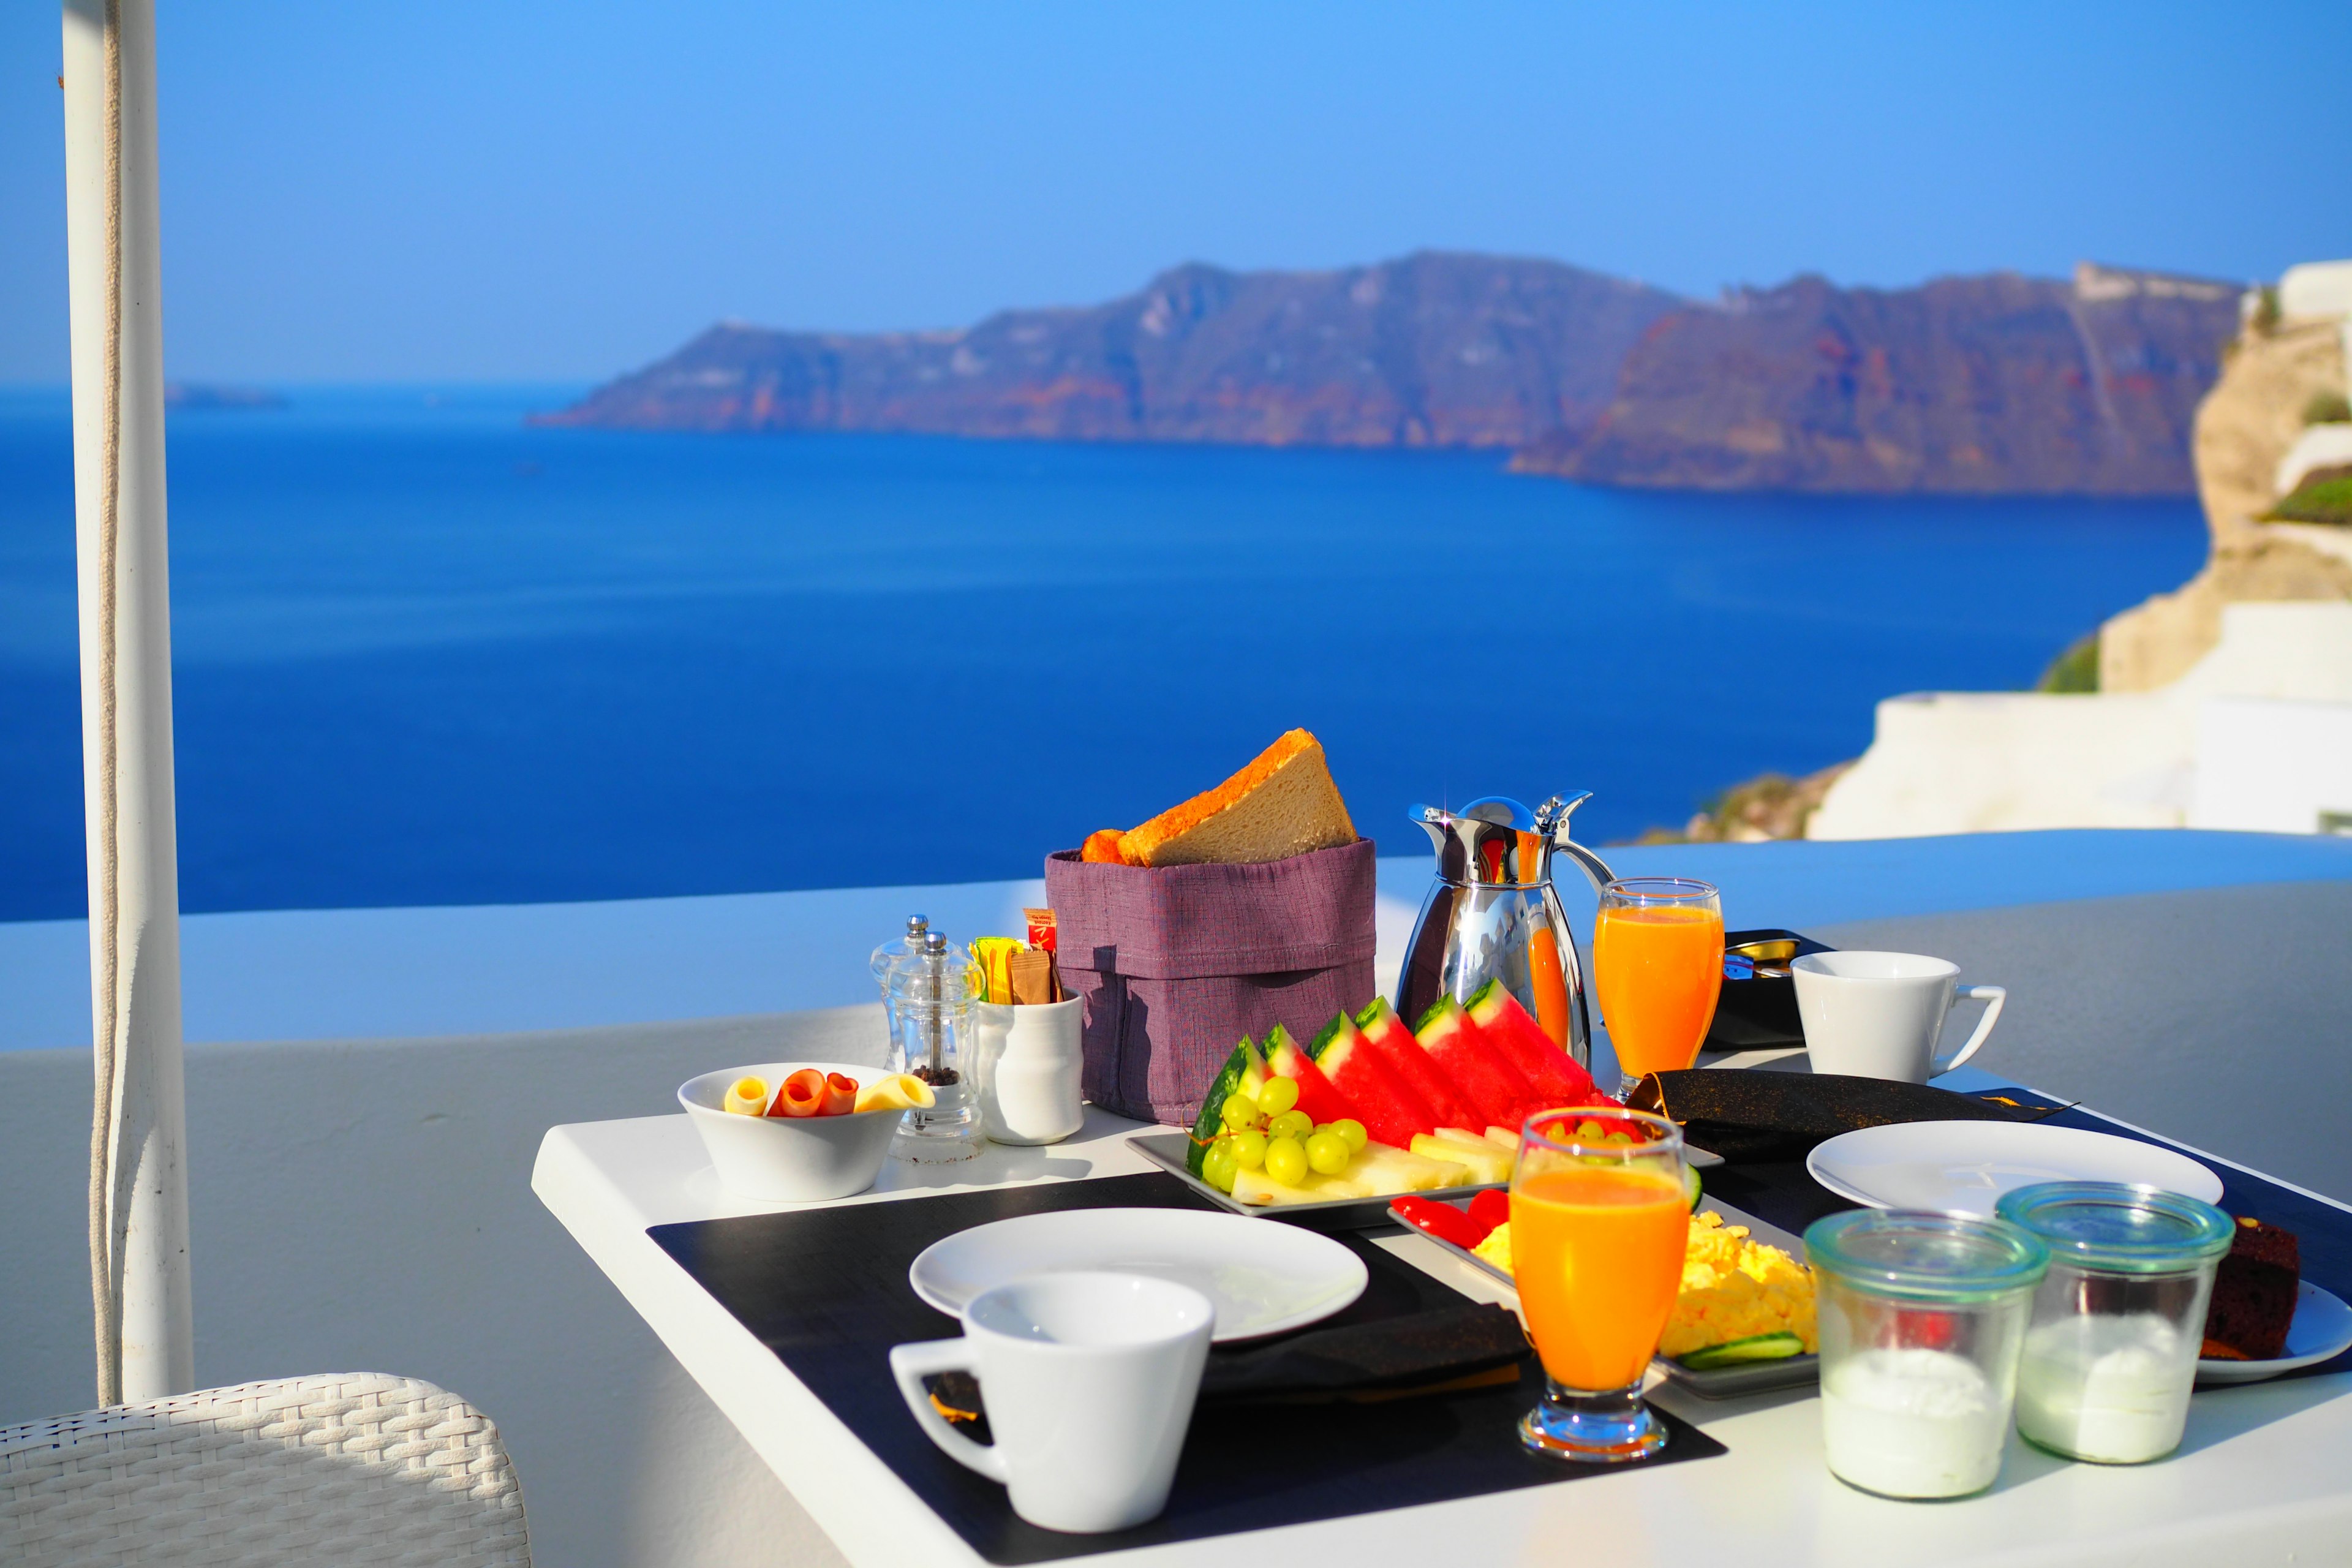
[1674,1331,1804,1370]
[1683,1163,1703,1210]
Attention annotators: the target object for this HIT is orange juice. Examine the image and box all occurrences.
[1512,1164,1688,1390]
[1594,903,1724,1078]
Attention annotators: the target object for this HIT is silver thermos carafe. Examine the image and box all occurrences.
[1394,793,1616,1069]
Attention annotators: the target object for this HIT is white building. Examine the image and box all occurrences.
[1810,602,2352,839]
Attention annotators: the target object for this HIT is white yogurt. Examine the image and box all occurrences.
[2014,1313,2193,1463]
[1822,1348,2010,1498]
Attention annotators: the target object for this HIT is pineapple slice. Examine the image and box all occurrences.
[1354,1140,1476,1194]
[1411,1131,1514,1186]
[1230,1166,1365,1206]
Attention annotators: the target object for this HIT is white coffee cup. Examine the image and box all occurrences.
[889,1271,1213,1534]
[1790,951,2007,1084]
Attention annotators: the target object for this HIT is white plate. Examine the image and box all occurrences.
[1805,1120,2224,1216]
[908,1207,1368,1343]
[2197,1282,2352,1385]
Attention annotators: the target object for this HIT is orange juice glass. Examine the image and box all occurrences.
[1511,1106,1688,1462]
[1594,876,1724,1096]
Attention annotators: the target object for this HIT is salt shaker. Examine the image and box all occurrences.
[870,914,930,1053]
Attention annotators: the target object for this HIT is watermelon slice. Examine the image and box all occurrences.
[1262,1024,1362,1128]
[1307,1012,1437,1147]
[1354,998,1479,1130]
[1464,979,1599,1106]
[1185,1035,1266,1176]
[1412,997,1534,1129]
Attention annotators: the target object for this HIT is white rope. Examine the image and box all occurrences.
[86,0,127,1410]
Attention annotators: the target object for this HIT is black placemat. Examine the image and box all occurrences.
[650,1172,1724,1564]
[1698,1098,2352,1384]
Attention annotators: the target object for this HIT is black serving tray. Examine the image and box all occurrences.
[1702,928,1834,1052]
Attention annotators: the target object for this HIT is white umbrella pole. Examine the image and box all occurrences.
[62,0,194,1406]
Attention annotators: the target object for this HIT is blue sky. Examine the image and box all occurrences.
[2,1,2346,383]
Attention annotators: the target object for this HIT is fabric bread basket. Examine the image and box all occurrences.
[1042,837,1378,1126]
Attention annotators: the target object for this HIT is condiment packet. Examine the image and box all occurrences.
[1008,948,1057,1006]
[970,937,1026,1005]
[1023,907,1058,952]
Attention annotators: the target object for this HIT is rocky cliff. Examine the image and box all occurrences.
[538,253,1682,448]
[1512,264,2241,495]
[546,255,2241,495]
[2098,309,2352,690]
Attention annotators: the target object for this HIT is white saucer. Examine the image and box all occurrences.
[908,1207,1368,1343]
[2197,1282,2352,1385]
[1806,1120,2224,1217]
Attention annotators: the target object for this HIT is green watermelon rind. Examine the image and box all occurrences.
[1187,1036,1257,1177]
[1305,1011,1349,1061]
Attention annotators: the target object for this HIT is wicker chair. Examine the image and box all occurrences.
[0,1372,530,1567]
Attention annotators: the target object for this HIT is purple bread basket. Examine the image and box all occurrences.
[1042,837,1379,1126]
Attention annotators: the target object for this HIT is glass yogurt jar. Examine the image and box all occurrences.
[1994,1182,2234,1464]
[1804,1210,2050,1499]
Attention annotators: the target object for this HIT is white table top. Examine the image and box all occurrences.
[533,1094,2352,1567]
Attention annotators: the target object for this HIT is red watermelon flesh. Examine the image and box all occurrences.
[1465,979,1599,1105]
[1412,998,1532,1129]
[1354,998,1479,1129]
[1262,1024,1362,1128]
[1307,1012,1437,1146]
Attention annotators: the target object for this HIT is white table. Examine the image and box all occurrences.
[533,1090,2352,1567]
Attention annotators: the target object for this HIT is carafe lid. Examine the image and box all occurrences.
[1411,794,1593,887]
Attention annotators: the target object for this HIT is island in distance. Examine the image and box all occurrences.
[540,254,2241,496]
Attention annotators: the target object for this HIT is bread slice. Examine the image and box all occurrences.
[1119,729,1355,868]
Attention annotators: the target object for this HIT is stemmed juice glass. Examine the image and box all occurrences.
[1593,876,1724,1097]
[1512,1106,1689,1461]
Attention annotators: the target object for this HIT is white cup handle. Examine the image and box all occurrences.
[889,1338,1008,1483]
[1932,984,2005,1076]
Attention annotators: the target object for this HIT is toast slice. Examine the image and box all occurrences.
[1119,729,1355,868]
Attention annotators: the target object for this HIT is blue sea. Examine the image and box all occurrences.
[0,386,2209,922]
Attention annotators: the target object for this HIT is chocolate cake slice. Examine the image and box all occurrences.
[2202,1216,2299,1361]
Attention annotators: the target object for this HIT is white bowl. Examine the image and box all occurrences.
[678,1062,907,1201]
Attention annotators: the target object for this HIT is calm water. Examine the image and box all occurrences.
[0,386,2208,921]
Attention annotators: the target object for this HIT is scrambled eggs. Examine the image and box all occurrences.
[1470,1210,1817,1357]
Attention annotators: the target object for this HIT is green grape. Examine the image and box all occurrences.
[1227,1129,1268,1170]
[1602,1128,1634,1145]
[1264,1135,1308,1186]
[1330,1117,1368,1152]
[1221,1091,1262,1130]
[1575,1119,1607,1141]
[1305,1129,1351,1175]
[1267,1109,1314,1143]
[1202,1143,1237,1193]
[1256,1076,1300,1116]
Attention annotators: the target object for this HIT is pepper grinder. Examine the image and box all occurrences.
[894,930,981,1163]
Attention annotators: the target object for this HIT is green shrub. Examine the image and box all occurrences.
[2267,474,2352,526]
[2035,631,2100,693]
[2304,391,2352,426]
[2253,287,2282,334]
